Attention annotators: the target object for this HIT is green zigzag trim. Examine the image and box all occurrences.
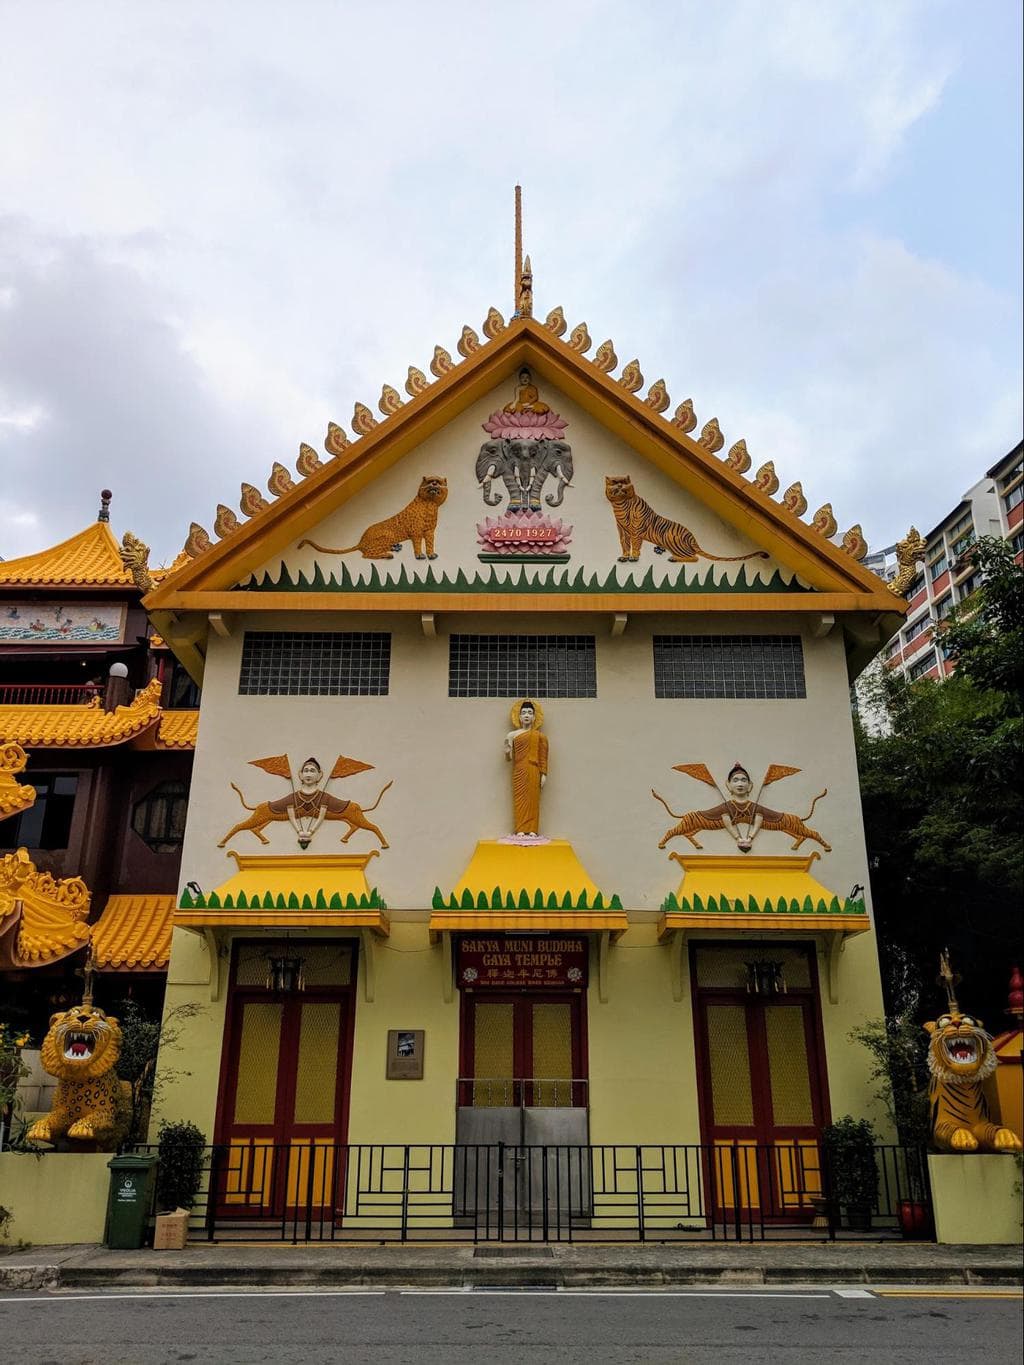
[659,891,867,916]
[237,561,811,596]
[431,887,623,912]
[179,887,386,911]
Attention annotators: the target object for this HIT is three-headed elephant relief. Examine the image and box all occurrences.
[475,438,574,512]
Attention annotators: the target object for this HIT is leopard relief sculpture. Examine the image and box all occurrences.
[27,1004,131,1150]
[604,476,770,564]
[925,1009,1022,1153]
[298,476,448,561]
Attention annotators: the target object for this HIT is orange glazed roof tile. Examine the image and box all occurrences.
[92,893,175,972]
[0,521,134,588]
[155,710,199,749]
[0,678,163,749]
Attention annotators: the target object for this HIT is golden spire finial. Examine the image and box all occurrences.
[514,184,522,309]
[513,186,533,318]
[938,949,960,1014]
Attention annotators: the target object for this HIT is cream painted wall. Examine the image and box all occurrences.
[247,377,795,590]
[182,610,871,915]
[0,1152,111,1245]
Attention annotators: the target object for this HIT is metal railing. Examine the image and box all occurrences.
[128,1141,932,1245]
[456,1076,588,1107]
[0,683,98,705]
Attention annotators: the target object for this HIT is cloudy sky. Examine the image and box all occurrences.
[1,0,1020,564]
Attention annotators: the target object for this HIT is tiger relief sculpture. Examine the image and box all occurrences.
[298,476,448,561]
[925,968,1022,1153]
[652,762,832,853]
[604,476,770,564]
[27,1002,131,1150]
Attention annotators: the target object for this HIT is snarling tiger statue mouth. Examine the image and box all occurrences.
[925,1010,1021,1153]
[27,1003,131,1150]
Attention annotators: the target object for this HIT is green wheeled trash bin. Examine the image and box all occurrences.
[106,1154,157,1249]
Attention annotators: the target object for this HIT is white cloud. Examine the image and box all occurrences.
[0,0,1018,559]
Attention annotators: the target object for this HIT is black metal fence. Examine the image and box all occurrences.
[131,1140,932,1244]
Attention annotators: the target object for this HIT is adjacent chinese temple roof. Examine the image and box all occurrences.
[91,894,175,972]
[0,679,198,751]
[0,521,134,589]
[0,848,92,969]
[0,744,36,821]
[175,851,390,935]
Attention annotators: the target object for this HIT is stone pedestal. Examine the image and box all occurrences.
[928,1153,1023,1244]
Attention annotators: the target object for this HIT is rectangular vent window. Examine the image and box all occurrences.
[653,635,806,700]
[238,632,391,696]
[448,634,597,698]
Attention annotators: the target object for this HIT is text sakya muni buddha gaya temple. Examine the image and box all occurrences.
[17,204,1021,1244]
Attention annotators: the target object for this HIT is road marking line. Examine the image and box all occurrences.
[875,1289,1022,1300]
[399,1289,832,1299]
[0,1290,387,1304]
[834,1289,875,1298]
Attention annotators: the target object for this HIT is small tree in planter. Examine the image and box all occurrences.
[154,1121,206,1248]
[822,1117,878,1231]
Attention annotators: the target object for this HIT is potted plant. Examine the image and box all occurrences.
[153,1120,206,1249]
[822,1116,878,1231]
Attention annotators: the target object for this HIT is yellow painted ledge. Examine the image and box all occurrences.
[428,910,628,944]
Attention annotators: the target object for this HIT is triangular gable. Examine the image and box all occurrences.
[145,313,899,614]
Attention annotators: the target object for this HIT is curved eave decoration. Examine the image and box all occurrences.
[0,847,91,970]
[0,744,36,822]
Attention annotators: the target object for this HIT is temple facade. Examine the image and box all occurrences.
[143,293,910,1226]
[0,502,198,1036]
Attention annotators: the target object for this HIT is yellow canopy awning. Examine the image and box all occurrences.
[429,839,626,942]
[657,853,869,941]
[174,851,389,936]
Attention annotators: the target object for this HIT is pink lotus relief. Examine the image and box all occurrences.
[476,512,573,555]
[482,409,568,441]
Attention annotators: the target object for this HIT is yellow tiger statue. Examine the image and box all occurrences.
[27,1002,131,1151]
[925,1008,1022,1153]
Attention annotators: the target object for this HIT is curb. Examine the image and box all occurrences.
[0,1265,61,1291]
[33,1262,1024,1290]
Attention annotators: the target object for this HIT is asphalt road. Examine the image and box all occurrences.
[2,1286,1021,1364]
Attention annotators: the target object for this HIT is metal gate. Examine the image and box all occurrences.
[131,1141,932,1244]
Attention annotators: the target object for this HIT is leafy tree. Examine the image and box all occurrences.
[115,999,203,1147]
[855,537,1023,1024]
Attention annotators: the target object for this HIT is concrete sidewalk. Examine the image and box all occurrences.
[1,1240,1021,1291]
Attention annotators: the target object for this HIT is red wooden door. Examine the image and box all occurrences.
[216,952,355,1218]
[694,951,829,1218]
[460,992,587,1108]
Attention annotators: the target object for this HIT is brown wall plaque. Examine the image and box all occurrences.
[386,1029,425,1080]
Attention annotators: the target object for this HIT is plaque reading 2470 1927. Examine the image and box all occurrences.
[457,936,588,990]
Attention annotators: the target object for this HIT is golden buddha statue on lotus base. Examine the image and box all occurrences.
[504,699,548,837]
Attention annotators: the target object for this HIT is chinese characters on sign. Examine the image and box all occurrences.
[457,936,588,990]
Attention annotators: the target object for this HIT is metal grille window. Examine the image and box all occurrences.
[448,634,597,698]
[238,632,391,696]
[653,635,806,700]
